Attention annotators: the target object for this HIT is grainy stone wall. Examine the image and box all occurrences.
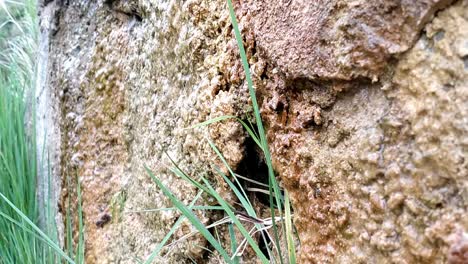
[39,0,467,263]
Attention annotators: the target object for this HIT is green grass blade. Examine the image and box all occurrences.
[65,174,74,260]
[145,166,232,263]
[66,193,73,259]
[207,138,254,212]
[228,223,239,264]
[0,192,75,263]
[76,174,85,264]
[208,130,276,261]
[226,0,286,261]
[0,0,50,262]
[168,167,212,195]
[0,212,50,249]
[188,115,237,129]
[212,166,254,216]
[213,163,276,261]
[128,206,224,214]
[201,177,269,263]
[285,191,296,263]
[236,119,263,151]
[144,190,204,263]
[164,152,213,195]
[189,115,262,150]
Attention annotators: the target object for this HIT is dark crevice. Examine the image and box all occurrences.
[235,134,276,259]
[462,55,468,69]
[104,0,144,23]
[258,230,272,260]
[236,132,282,208]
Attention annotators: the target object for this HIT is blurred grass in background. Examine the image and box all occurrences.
[0,1,85,263]
[0,0,41,262]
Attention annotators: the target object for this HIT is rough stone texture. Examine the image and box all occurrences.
[41,0,254,263]
[36,0,64,244]
[39,0,467,263]
[245,0,454,81]
[255,1,468,263]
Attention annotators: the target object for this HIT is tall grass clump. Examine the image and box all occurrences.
[0,1,81,263]
[0,0,41,262]
[145,0,297,263]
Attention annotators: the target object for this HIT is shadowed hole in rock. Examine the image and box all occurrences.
[104,0,143,23]
[235,132,283,208]
[463,55,468,69]
[258,229,272,260]
[234,133,284,260]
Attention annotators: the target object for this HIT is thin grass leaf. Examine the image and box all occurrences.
[201,177,269,263]
[144,190,204,263]
[65,172,75,261]
[165,217,234,251]
[66,191,73,259]
[127,205,224,214]
[246,188,270,195]
[226,1,286,261]
[189,115,262,150]
[145,166,232,263]
[0,0,49,262]
[231,225,255,257]
[213,166,254,216]
[0,192,75,264]
[0,211,51,248]
[214,225,222,249]
[46,156,59,263]
[0,2,23,34]
[168,167,212,195]
[284,191,297,264]
[228,223,239,264]
[164,152,213,195]
[246,119,260,140]
[209,138,276,260]
[76,174,85,264]
[207,138,254,212]
[234,173,268,188]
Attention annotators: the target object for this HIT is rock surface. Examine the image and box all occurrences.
[244,0,454,81]
[39,0,467,263]
[256,1,468,263]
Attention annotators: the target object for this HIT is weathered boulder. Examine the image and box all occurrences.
[253,1,468,263]
[39,0,467,263]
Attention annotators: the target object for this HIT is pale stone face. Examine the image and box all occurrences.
[41,1,242,262]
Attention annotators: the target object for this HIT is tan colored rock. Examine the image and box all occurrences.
[43,0,247,262]
[40,0,467,263]
[258,1,468,263]
[244,0,454,81]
